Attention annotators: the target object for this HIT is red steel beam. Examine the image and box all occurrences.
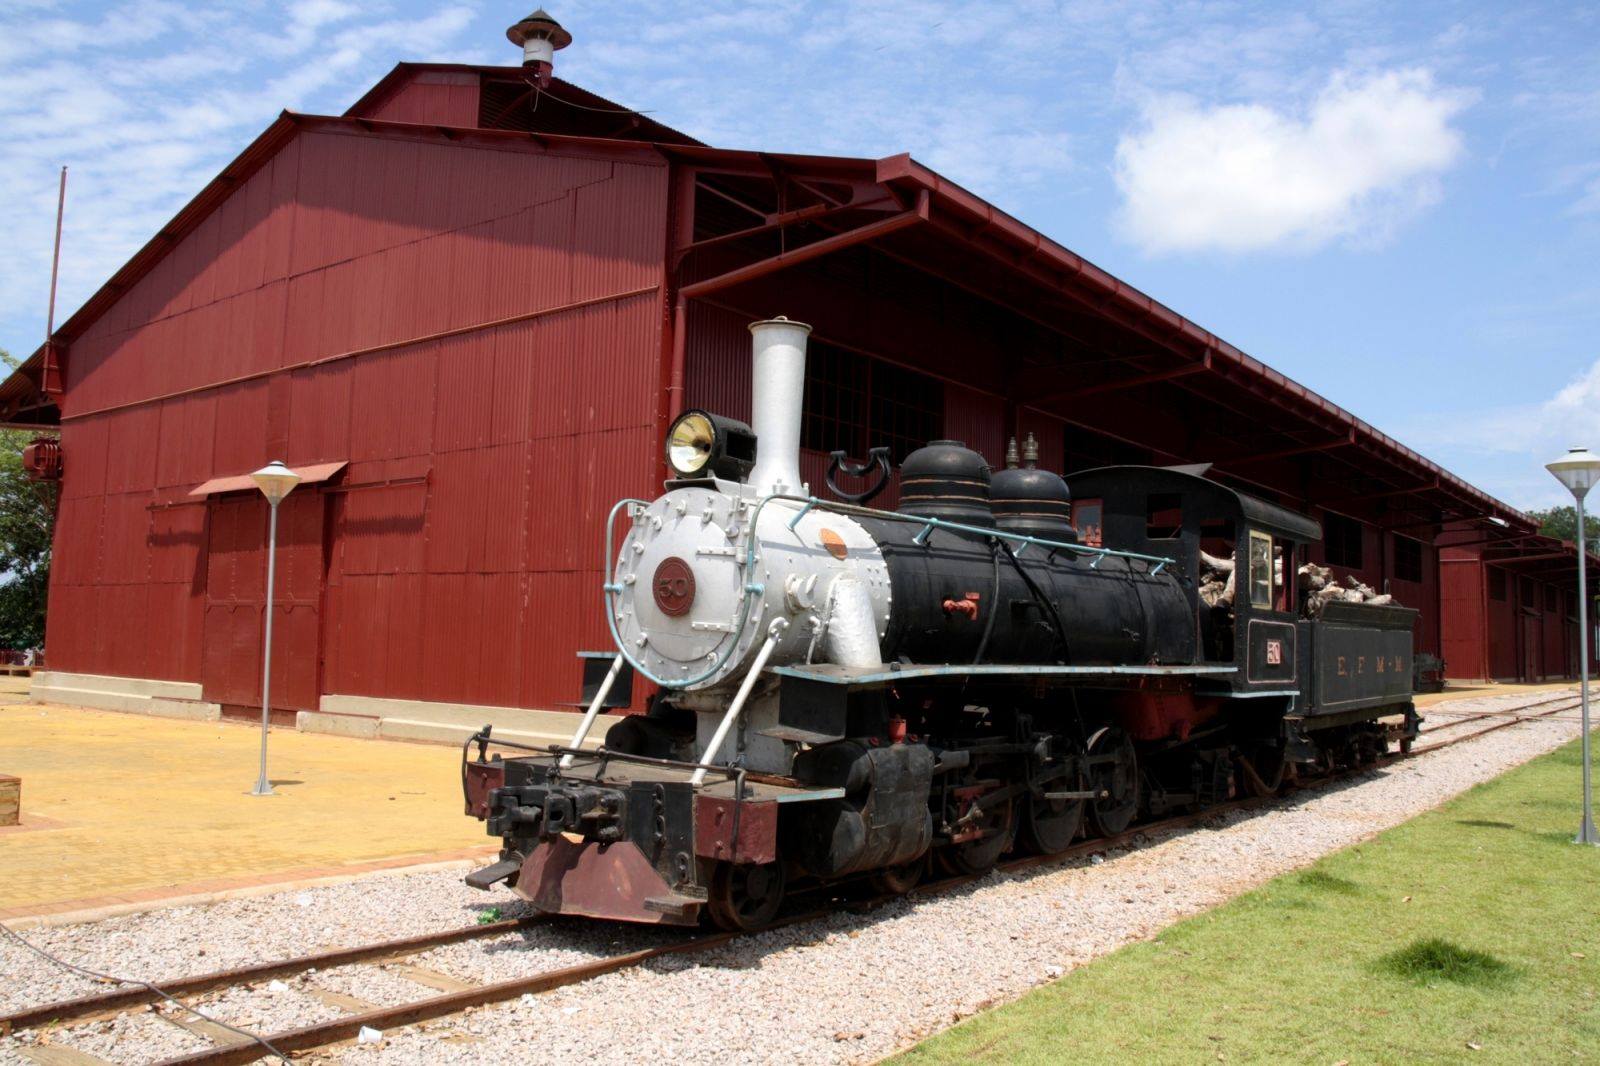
[664,190,929,438]
[1217,429,1357,466]
[1322,478,1442,507]
[672,197,894,266]
[1037,355,1210,405]
[677,190,929,301]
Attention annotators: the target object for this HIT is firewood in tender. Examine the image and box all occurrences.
[1199,569,1236,608]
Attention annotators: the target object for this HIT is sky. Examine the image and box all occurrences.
[1,1,1597,510]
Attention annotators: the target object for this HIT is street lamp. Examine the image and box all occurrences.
[247,460,301,797]
[1545,446,1600,845]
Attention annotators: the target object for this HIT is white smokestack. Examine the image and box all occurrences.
[747,317,811,497]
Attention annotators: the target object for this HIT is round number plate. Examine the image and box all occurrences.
[652,557,696,616]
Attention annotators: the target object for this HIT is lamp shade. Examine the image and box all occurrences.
[250,460,302,503]
[1547,447,1600,499]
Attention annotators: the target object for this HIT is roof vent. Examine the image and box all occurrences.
[506,8,571,87]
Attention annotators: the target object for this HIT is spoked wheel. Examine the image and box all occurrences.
[868,855,927,896]
[707,859,786,932]
[1085,727,1139,838]
[939,795,1015,876]
[1018,790,1084,855]
[1238,741,1287,797]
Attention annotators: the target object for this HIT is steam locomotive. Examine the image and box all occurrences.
[461,317,1420,930]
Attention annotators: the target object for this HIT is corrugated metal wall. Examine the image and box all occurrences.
[48,124,667,712]
[357,72,480,126]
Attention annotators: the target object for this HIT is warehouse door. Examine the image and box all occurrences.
[200,493,327,714]
[1520,612,1541,682]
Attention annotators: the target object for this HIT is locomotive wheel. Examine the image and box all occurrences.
[707,859,786,932]
[1018,791,1084,855]
[1086,727,1139,838]
[1239,742,1287,797]
[939,796,1015,876]
[868,855,927,896]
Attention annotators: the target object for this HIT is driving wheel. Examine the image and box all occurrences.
[1239,741,1287,797]
[940,794,1015,876]
[1085,727,1139,838]
[1018,788,1084,855]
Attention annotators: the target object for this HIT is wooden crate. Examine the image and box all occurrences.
[0,775,18,826]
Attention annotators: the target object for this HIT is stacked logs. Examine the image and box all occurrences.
[1198,550,1236,609]
[1197,552,1398,618]
[1298,563,1395,617]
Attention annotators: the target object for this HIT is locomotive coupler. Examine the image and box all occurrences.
[488,782,628,844]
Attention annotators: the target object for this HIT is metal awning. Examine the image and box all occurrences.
[188,461,347,498]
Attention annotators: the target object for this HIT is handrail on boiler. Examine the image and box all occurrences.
[599,490,1181,691]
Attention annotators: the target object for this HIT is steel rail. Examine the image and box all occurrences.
[149,802,1284,1066]
[9,693,1579,1060]
[0,917,543,1035]
[1417,692,1584,730]
[1405,698,1579,757]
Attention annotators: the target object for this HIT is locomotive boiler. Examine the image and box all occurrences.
[462,318,1421,930]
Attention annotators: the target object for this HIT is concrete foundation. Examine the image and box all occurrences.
[31,672,221,721]
[27,672,613,749]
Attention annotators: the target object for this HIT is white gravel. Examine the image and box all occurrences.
[1,688,1586,1066]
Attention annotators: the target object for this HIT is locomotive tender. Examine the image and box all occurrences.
[462,318,1421,930]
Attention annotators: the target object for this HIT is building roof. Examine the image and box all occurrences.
[0,68,1534,534]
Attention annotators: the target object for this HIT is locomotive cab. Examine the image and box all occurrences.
[1064,465,1321,693]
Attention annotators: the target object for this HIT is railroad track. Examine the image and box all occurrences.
[2,691,1583,1065]
[1408,692,1582,754]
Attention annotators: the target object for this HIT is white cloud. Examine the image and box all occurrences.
[0,2,481,355]
[1401,357,1600,509]
[1113,68,1473,255]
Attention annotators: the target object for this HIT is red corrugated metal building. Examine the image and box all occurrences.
[1439,525,1600,682]
[0,47,1586,736]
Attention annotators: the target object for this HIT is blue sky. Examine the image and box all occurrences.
[2,1,1597,509]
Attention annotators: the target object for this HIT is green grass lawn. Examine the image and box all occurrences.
[894,739,1600,1065]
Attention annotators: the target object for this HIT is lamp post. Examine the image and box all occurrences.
[1546,446,1600,845]
[248,461,301,797]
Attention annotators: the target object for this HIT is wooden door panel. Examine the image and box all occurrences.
[201,493,326,711]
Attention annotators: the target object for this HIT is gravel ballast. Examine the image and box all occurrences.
[0,689,1587,1066]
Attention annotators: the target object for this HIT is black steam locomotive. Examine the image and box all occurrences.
[462,318,1419,930]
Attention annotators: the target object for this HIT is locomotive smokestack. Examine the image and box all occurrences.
[747,317,812,497]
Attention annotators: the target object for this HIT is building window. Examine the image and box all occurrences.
[1520,576,1535,607]
[871,361,945,464]
[801,344,943,465]
[1548,585,1560,613]
[1393,535,1423,584]
[1323,511,1363,569]
[1488,567,1507,602]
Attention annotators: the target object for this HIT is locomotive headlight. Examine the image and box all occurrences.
[668,411,716,474]
[665,409,758,482]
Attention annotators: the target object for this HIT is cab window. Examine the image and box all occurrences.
[1248,531,1273,609]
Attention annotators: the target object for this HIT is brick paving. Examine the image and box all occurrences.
[0,701,492,919]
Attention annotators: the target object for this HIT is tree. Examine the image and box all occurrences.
[1527,505,1600,555]
[0,349,56,651]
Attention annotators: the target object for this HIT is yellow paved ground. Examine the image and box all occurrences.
[0,698,489,918]
[1413,679,1578,707]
